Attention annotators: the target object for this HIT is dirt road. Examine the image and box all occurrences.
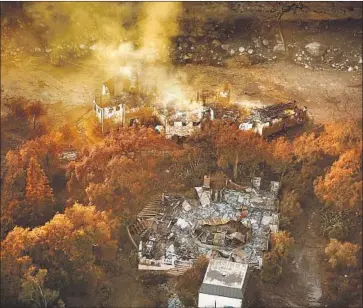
[253,201,326,308]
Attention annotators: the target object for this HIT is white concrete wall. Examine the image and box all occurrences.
[198,293,242,308]
[94,103,125,125]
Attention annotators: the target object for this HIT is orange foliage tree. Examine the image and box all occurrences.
[174,128,219,187]
[0,203,119,306]
[314,145,362,211]
[24,157,56,226]
[325,239,360,269]
[292,132,324,163]
[271,231,294,261]
[279,189,303,222]
[211,122,268,180]
[57,123,81,147]
[1,134,63,234]
[268,137,294,174]
[67,127,180,214]
[261,231,294,283]
[317,120,362,156]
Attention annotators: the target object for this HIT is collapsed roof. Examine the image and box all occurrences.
[245,101,300,123]
[133,177,280,273]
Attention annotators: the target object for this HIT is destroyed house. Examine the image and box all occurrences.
[239,101,307,137]
[158,104,215,139]
[93,73,214,137]
[198,259,248,308]
[93,72,156,126]
[129,176,280,278]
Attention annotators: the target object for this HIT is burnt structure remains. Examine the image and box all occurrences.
[127,175,280,277]
[93,71,306,139]
[93,71,214,138]
[239,101,308,136]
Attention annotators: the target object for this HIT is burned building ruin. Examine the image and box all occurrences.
[239,101,308,137]
[127,175,281,277]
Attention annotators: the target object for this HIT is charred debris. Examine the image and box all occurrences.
[92,71,308,138]
[127,175,281,276]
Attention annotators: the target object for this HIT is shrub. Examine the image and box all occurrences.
[280,189,303,222]
[271,231,294,261]
[325,239,359,269]
[260,252,282,284]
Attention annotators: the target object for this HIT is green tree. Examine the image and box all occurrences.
[19,266,64,308]
[260,252,282,284]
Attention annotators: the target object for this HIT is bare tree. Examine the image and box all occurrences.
[263,2,304,54]
[25,100,47,130]
[322,90,356,120]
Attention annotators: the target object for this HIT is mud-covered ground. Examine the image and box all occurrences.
[1,4,362,307]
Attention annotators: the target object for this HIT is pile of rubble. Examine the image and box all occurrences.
[162,106,214,138]
[131,176,281,275]
[239,101,307,137]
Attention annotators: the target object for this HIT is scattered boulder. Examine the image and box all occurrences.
[34,47,41,53]
[247,49,254,54]
[79,44,85,49]
[239,47,245,53]
[273,43,285,53]
[347,66,353,72]
[359,57,362,64]
[45,49,52,53]
[230,49,236,55]
[262,39,269,46]
[89,44,97,51]
[221,44,230,51]
[305,42,327,57]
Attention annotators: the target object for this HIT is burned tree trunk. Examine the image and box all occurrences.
[33,115,36,130]
[233,151,239,180]
[276,2,304,55]
[277,19,286,53]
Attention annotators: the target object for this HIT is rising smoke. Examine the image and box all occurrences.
[23,2,192,107]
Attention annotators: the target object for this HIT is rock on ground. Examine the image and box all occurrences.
[273,43,285,53]
[305,42,327,57]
